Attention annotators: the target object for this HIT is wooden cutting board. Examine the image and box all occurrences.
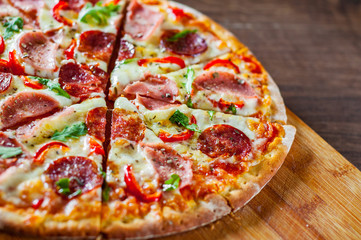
[1,109,361,239]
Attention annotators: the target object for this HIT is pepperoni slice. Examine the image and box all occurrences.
[143,143,192,189]
[117,39,135,61]
[198,125,251,159]
[18,31,57,71]
[0,72,12,93]
[0,132,28,174]
[111,108,145,142]
[193,71,257,98]
[124,0,163,40]
[59,63,108,100]
[0,92,60,130]
[124,74,179,103]
[161,30,208,56]
[45,156,103,199]
[86,107,106,142]
[78,30,116,63]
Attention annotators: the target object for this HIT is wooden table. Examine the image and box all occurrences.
[180,0,361,169]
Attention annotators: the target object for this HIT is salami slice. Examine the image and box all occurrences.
[86,107,107,142]
[18,31,57,71]
[111,108,145,142]
[0,72,12,93]
[161,30,208,56]
[78,30,116,62]
[136,95,180,110]
[197,124,251,158]
[45,156,103,199]
[143,143,192,188]
[59,63,108,100]
[0,92,60,130]
[124,0,163,40]
[193,71,257,98]
[124,74,178,103]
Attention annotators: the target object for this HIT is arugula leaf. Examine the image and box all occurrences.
[226,104,237,115]
[185,67,195,95]
[0,146,22,159]
[118,58,138,66]
[56,178,71,195]
[79,2,120,25]
[102,183,110,202]
[186,97,193,108]
[162,174,180,191]
[2,17,23,40]
[169,110,201,133]
[29,76,70,99]
[167,29,197,42]
[99,167,106,178]
[208,110,215,121]
[51,122,88,142]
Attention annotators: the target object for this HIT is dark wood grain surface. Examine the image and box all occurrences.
[178,0,361,168]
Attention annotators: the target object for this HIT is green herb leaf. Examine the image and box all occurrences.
[2,17,23,40]
[99,167,106,178]
[186,97,193,108]
[208,110,215,121]
[51,122,88,142]
[162,174,180,191]
[0,146,22,159]
[102,183,110,202]
[79,2,120,25]
[169,110,201,133]
[118,58,138,66]
[167,29,197,42]
[29,76,70,99]
[56,178,71,195]
[226,103,237,115]
[185,67,195,95]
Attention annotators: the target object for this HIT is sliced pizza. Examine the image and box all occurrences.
[0,97,106,236]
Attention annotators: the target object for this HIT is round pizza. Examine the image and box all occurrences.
[0,0,296,238]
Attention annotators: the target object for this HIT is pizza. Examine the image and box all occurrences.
[0,0,296,238]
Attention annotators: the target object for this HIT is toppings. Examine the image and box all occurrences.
[241,56,262,74]
[0,92,60,130]
[78,30,116,62]
[124,74,179,104]
[193,71,257,98]
[117,39,135,61]
[136,95,179,110]
[124,165,161,203]
[0,50,26,75]
[33,142,69,164]
[124,0,163,40]
[1,16,23,40]
[0,36,5,55]
[51,122,88,142]
[0,72,12,93]
[0,146,22,159]
[88,137,105,155]
[203,59,240,74]
[169,110,200,133]
[52,0,73,26]
[79,2,120,25]
[23,76,43,89]
[29,76,70,99]
[161,29,208,56]
[111,108,145,142]
[208,110,215,121]
[197,124,251,159]
[18,31,57,71]
[86,107,107,142]
[45,156,102,199]
[137,56,186,69]
[64,38,77,60]
[59,62,108,100]
[226,103,237,115]
[162,174,180,191]
[184,66,195,107]
[143,143,192,189]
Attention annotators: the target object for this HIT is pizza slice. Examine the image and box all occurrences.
[0,97,107,236]
[102,96,295,238]
[109,0,243,99]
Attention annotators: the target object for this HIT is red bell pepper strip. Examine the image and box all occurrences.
[33,142,69,164]
[169,6,193,20]
[64,38,77,60]
[23,76,43,89]
[31,198,44,209]
[241,56,262,74]
[158,116,197,142]
[124,165,161,203]
[0,36,5,55]
[88,137,105,156]
[8,50,25,75]
[138,56,186,69]
[52,1,73,26]
[218,98,244,110]
[203,59,240,74]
